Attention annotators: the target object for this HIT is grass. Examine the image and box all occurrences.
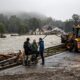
[44,44,66,57]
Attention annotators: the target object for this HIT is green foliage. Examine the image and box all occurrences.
[0,23,5,34]
[64,14,80,32]
[18,23,28,34]
[0,13,66,34]
[72,14,80,26]
[0,13,80,34]
[28,18,41,31]
[64,20,73,32]
[72,14,80,21]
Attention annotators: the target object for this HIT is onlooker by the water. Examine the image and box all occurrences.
[31,39,38,63]
[38,38,45,65]
[23,38,32,65]
[23,38,45,65]
[31,39,38,54]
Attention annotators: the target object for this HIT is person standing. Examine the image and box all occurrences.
[38,38,45,65]
[31,39,38,63]
[31,39,38,54]
[23,38,31,65]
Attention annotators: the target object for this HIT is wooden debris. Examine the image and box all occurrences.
[0,50,24,70]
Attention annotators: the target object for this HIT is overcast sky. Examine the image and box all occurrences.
[0,0,80,21]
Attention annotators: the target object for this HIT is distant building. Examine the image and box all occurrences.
[42,25,56,34]
[43,27,66,35]
[33,28,44,35]
[51,27,66,34]
[46,27,66,35]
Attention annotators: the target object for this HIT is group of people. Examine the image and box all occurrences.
[23,38,45,65]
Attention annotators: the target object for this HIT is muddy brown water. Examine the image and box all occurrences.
[0,35,61,53]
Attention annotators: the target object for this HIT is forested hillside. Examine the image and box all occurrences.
[0,12,80,35]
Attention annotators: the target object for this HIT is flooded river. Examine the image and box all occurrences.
[0,35,61,53]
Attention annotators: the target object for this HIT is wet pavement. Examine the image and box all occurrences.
[0,51,80,76]
[38,51,80,68]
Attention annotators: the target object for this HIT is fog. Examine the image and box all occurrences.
[0,0,80,20]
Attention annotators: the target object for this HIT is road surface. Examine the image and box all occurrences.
[0,51,80,76]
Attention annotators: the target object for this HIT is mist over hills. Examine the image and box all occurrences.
[1,11,47,20]
[0,11,77,34]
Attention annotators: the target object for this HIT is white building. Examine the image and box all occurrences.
[33,28,44,35]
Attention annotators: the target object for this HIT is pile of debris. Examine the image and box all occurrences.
[0,50,24,70]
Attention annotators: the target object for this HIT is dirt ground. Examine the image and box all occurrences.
[0,67,80,80]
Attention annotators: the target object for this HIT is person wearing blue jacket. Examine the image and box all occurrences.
[38,38,45,65]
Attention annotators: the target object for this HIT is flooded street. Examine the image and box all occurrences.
[0,35,61,53]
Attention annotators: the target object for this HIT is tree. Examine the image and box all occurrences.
[18,22,28,34]
[72,14,80,26]
[28,18,41,31]
[8,15,20,33]
[0,23,5,37]
[64,20,73,32]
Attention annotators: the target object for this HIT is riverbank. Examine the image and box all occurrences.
[0,44,66,70]
[0,44,65,62]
